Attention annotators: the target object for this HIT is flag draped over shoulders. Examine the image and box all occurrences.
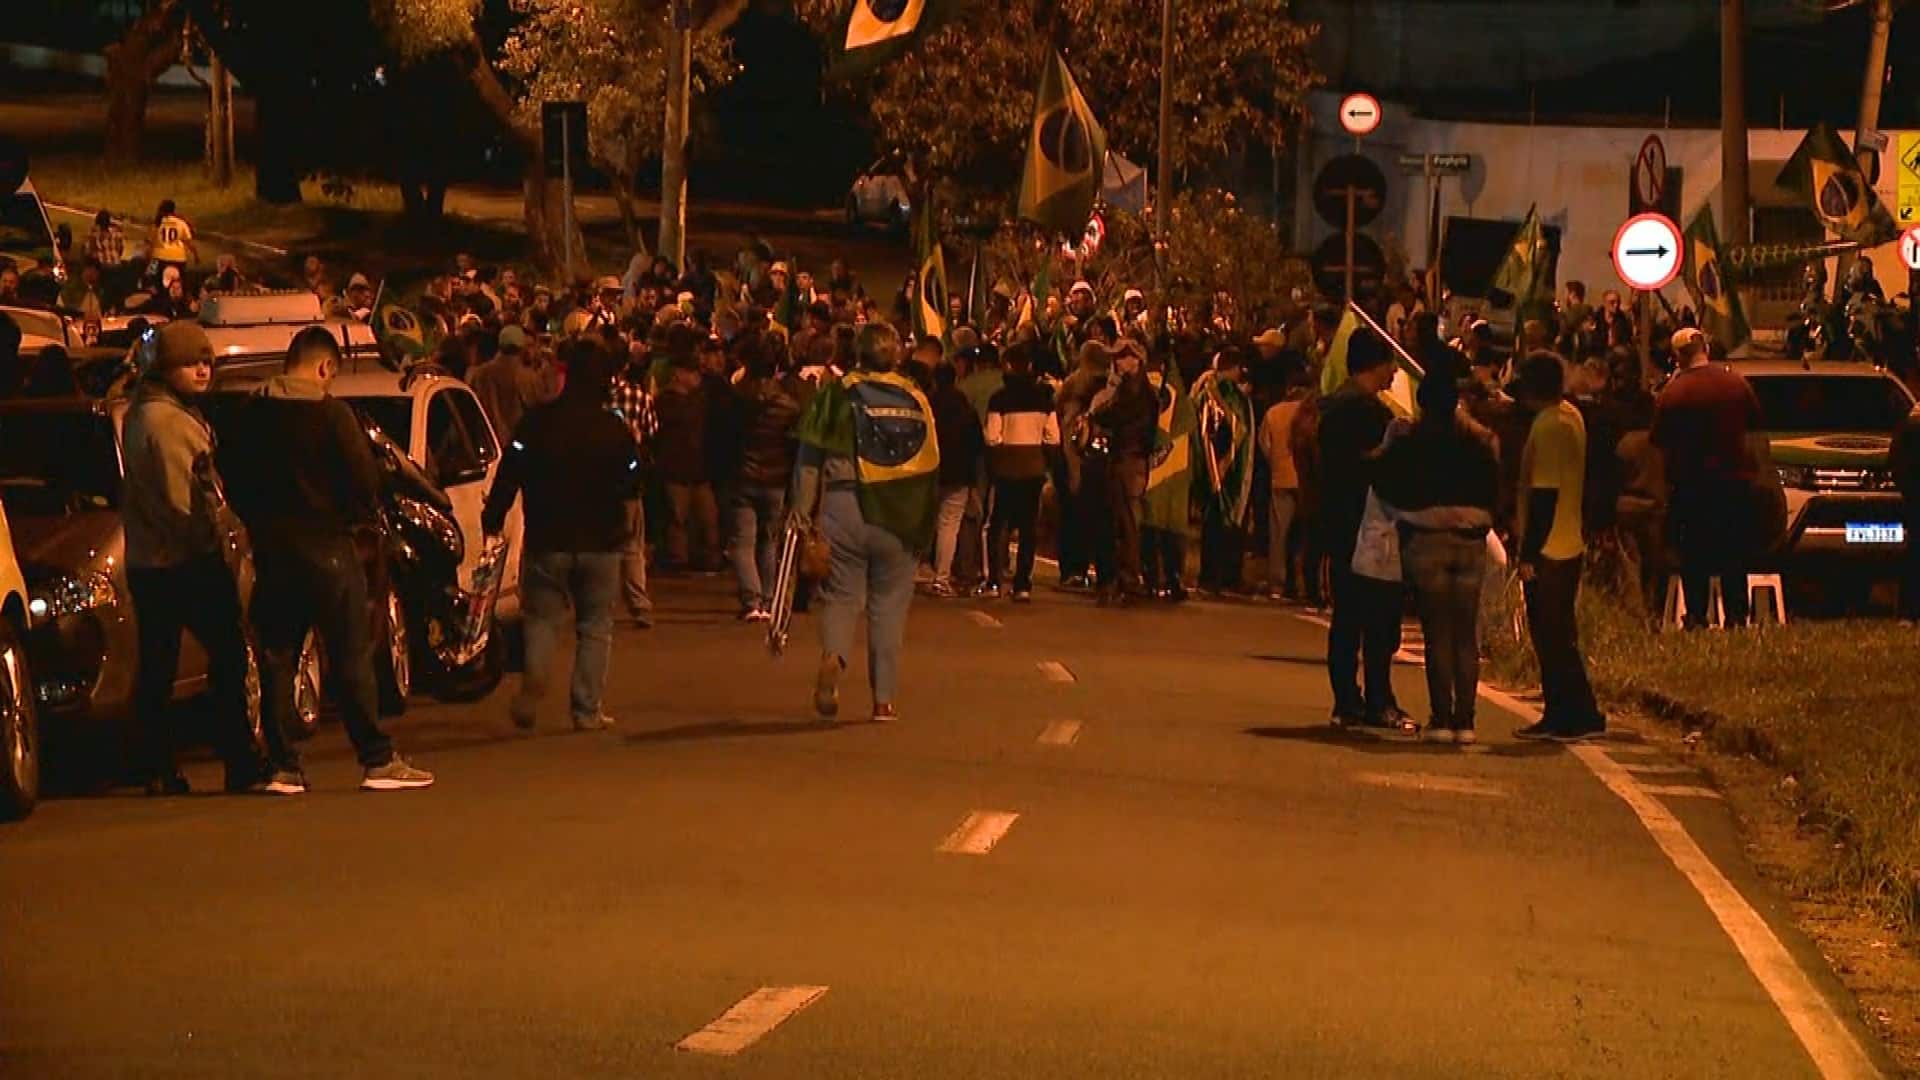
[1142,368,1196,533]
[796,369,942,551]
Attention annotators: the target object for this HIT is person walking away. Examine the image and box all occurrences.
[1375,376,1499,744]
[791,325,940,723]
[654,344,719,570]
[1193,348,1256,595]
[729,338,802,620]
[611,344,658,627]
[121,322,266,795]
[983,344,1060,601]
[1651,328,1764,629]
[1507,352,1607,741]
[1087,339,1157,605]
[217,328,432,791]
[1317,330,1407,730]
[468,325,555,441]
[483,339,639,731]
[148,199,197,282]
[1261,378,1308,600]
[929,363,983,597]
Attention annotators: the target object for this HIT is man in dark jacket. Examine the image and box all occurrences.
[484,337,639,731]
[929,362,983,596]
[654,341,718,570]
[1316,329,1406,730]
[728,337,802,619]
[983,344,1060,601]
[218,327,433,792]
[1088,339,1157,605]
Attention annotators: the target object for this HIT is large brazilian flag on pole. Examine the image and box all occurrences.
[1779,122,1897,248]
[912,196,949,344]
[1018,51,1106,237]
[1682,204,1750,352]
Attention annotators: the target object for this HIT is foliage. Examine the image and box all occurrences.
[370,0,483,64]
[793,0,1320,214]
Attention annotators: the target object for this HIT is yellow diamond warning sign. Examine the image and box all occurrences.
[1899,133,1920,226]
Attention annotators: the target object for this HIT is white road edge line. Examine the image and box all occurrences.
[675,985,828,1056]
[1476,684,1878,1080]
[1037,660,1076,683]
[1622,762,1702,776]
[1037,719,1083,747]
[938,810,1020,855]
[1289,610,1879,1079]
[1639,783,1725,800]
[1294,611,1424,665]
[968,610,1004,629]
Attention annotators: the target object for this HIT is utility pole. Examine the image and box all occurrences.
[658,0,694,270]
[208,46,232,188]
[1721,0,1750,247]
[1155,0,1174,244]
[1837,0,1893,287]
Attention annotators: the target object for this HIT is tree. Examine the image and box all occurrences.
[498,0,736,255]
[103,0,187,163]
[794,0,1320,220]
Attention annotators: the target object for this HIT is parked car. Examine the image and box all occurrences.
[0,498,37,819]
[847,159,911,230]
[0,172,63,286]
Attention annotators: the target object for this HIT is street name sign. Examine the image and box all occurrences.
[1339,93,1382,138]
[1611,212,1682,291]
[1397,152,1471,177]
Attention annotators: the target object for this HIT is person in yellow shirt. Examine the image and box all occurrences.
[1507,351,1606,742]
[148,199,198,276]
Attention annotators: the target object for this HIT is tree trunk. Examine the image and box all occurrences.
[250,85,303,205]
[612,175,640,257]
[658,24,691,271]
[209,49,233,188]
[102,0,184,164]
[453,39,581,280]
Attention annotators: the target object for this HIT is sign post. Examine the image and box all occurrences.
[542,101,588,283]
[1613,211,1681,381]
[1398,154,1471,308]
[1313,153,1386,302]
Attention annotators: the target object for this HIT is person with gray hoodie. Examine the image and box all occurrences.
[121,321,266,795]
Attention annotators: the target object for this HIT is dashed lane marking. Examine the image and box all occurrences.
[968,610,1003,629]
[1352,771,1508,798]
[1641,784,1725,801]
[1623,762,1701,776]
[1037,660,1076,683]
[675,985,828,1056]
[937,810,1020,855]
[1037,719,1083,747]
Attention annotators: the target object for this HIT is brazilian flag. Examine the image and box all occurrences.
[1142,368,1195,534]
[374,297,432,359]
[838,0,963,74]
[1683,205,1750,352]
[795,369,942,551]
[1317,307,1361,397]
[1192,370,1255,527]
[1018,52,1106,237]
[1490,204,1553,314]
[912,198,948,344]
[1779,123,1897,247]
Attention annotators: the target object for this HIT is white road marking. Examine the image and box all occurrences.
[1037,719,1083,747]
[675,985,828,1056]
[1623,762,1700,776]
[968,610,1003,629]
[1037,660,1076,683]
[1293,612,1423,664]
[1476,685,1879,1080]
[938,810,1020,855]
[1352,771,1508,798]
[1640,784,1725,801]
[1602,743,1665,756]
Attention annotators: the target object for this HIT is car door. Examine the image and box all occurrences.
[419,384,521,613]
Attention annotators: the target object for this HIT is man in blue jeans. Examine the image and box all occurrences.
[484,337,640,732]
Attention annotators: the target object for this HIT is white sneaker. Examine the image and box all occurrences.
[1423,725,1456,744]
[1455,729,1478,746]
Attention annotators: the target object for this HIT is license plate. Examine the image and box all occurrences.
[1844,522,1905,544]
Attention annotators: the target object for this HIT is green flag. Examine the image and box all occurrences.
[1317,307,1361,397]
[1018,52,1106,237]
[1683,204,1750,352]
[795,369,942,551]
[1779,122,1897,247]
[374,296,433,359]
[911,197,948,343]
[1142,367,1196,533]
[1192,370,1255,526]
[836,0,963,75]
[1489,204,1552,308]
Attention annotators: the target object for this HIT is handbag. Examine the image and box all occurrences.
[1350,491,1402,583]
[798,524,832,581]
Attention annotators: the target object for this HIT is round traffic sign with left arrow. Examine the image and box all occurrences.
[1338,93,1382,138]
[1611,211,1682,291]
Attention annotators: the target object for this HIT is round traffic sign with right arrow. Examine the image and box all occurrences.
[1611,212,1682,291]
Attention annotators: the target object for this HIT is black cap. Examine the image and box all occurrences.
[1505,350,1566,401]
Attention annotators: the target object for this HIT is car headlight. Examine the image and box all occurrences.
[1777,465,1816,491]
[28,572,117,622]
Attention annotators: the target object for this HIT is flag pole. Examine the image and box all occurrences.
[1345,298,1424,379]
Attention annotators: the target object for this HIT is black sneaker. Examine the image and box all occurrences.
[1551,727,1608,743]
[975,582,1003,599]
[1514,721,1555,741]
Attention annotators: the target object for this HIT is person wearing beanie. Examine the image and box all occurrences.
[120,321,266,795]
[1374,372,1500,744]
[1316,328,1409,732]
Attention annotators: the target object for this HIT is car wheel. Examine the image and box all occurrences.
[0,622,40,821]
[376,589,411,717]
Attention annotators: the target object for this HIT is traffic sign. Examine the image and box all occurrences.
[1310,232,1385,300]
[1632,135,1667,213]
[541,100,588,180]
[1901,225,1920,271]
[1338,93,1382,138]
[1312,154,1387,229]
[1611,212,1682,291]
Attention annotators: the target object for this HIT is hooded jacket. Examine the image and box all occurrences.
[121,380,222,569]
[216,375,382,550]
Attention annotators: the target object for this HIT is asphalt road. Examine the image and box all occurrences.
[0,576,1886,1078]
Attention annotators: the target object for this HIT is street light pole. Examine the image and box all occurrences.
[1837,0,1893,288]
[1156,0,1174,245]
[1720,0,1750,248]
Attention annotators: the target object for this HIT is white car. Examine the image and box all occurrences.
[847,161,911,229]
[0,501,36,820]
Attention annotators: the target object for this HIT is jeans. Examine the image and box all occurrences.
[1077,454,1115,587]
[1052,457,1085,579]
[1142,527,1186,592]
[665,481,719,569]
[818,487,917,704]
[1670,481,1751,628]
[515,550,622,725]
[1401,530,1488,730]
[1268,489,1298,592]
[727,485,787,611]
[253,536,393,771]
[1106,454,1147,593]
[1524,555,1604,732]
[954,466,989,585]
[931,484,970,586]
[1327,560,1403,718]
[1199,504,1245,590]
[988,476,1045,590]
[621,498,653,622]
[127,553,260,781]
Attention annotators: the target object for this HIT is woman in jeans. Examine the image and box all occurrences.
[1375,375,1500,744]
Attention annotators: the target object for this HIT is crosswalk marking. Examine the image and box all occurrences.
[968,610,1003,629]
[1037,660,1076,683]
[1037,719,1083,747]
[675,985,828,1056]
[937,810,1020,855]
[1640,784,1724,800]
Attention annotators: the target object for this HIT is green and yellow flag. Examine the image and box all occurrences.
[1142,367,1196,534]
[1683,204,1750,352]
[1193,370,1255,526]
[374,296,432,358]
[1017,52,1106,237]
[795,369,942,551]
[1490,204,1553,310]
[911,197,948,343]
[1779,123,1897,247]
[1317,307,1361,397]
